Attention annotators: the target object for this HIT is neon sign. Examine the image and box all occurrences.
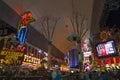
[18,11,35,30]
[17,11,35,44]
[17,27,28,44]
[0,50,24,64]
[24,55,40,64]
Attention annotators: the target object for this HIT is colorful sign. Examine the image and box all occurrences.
[23,55,40,64]
[17,27,28,44]
[18,11,35,30]
[0,50,24,65]
[97,57,120,66]
[17,11,35,44]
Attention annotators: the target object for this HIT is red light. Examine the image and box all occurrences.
[18,11,35,28]
[28,13,32,17]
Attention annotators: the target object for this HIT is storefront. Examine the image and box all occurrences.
[0,20,24,65]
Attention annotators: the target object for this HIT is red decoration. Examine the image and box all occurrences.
[106,58,111,65]
[116,57,119,64]
[18,11,35,31]
[97,57,120,67]
[21,11,33,24]
[110,58,114,64]
[17,45,25,52]
[91,53,94,58]
[22,14,27,23]
[97,60,101,65]
[105,58,108,64]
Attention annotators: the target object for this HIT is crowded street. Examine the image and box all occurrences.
[0,0,120,80]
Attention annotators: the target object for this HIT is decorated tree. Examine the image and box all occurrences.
[67,0,88,71]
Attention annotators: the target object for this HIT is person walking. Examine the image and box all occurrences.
[51,69,57,80]
[101,72,106,80]
[84,70,90,80]
[55,69,62,80]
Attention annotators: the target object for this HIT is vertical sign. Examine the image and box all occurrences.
[17,11,35,44]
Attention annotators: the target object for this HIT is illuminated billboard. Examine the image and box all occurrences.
[0,50,24,65]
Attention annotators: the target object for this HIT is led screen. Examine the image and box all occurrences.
[96,40,118,57]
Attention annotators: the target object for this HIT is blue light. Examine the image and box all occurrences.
[17,27,28,44]
[69,49,79,68]
[23,28,28,43]
[64,55,68,60]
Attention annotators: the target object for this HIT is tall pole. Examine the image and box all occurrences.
[68,0,88,72]
[48,43,52,69]
[38,16,60,69]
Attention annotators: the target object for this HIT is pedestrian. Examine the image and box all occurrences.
[101,72,106,80]
[55,69,62,80]
[85,70,90,80]
[51,69,57,80]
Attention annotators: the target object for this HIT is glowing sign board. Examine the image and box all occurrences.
[17,11,35,44]
[0,50,24,65]
[18,11,35,30]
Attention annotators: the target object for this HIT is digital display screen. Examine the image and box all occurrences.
[96,40,118,57]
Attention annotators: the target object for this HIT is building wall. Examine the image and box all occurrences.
[26,26,48,52]
[51,44,64,60]
[26,26,64,60]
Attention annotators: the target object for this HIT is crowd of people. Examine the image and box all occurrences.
[50,68,120,80]
[51,68,62,80]
[0,64,120,80]
[82,69,120,80]
[67,69,120,80]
